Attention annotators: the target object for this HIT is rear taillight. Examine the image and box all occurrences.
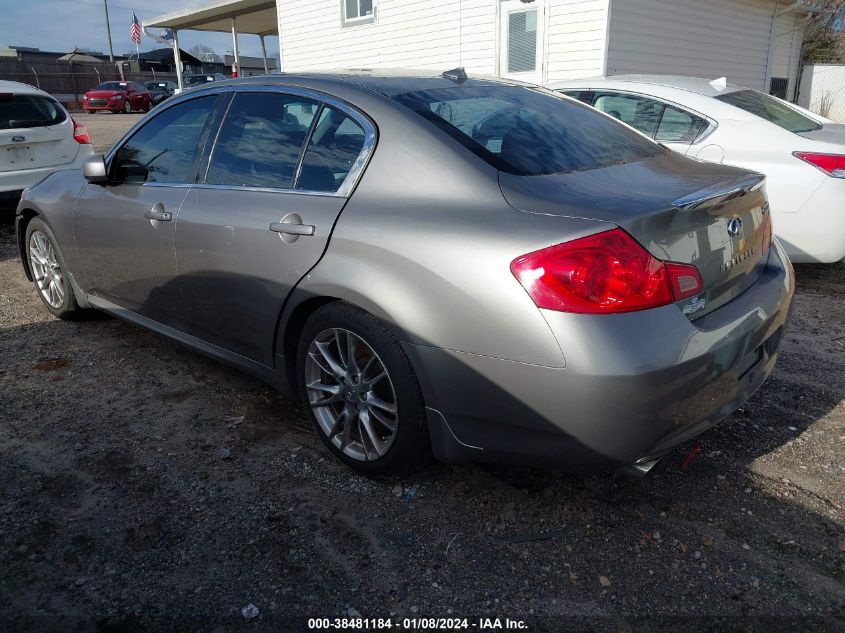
[761,208,773,256]
[510,228,703,314]
[71,117,91,145]
[793,152,845,178]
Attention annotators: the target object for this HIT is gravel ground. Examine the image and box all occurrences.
[0,116,843,632]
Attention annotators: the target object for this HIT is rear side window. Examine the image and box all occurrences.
[593,92,663,137]
[393,85,661,176]
[715,89,821,133]
[297,106,366,192]
[111,95,216,183]
[206,92,319,189]
[655,104,707,143]
[0,94,66,130]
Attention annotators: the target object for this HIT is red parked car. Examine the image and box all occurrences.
[82,81,151,114]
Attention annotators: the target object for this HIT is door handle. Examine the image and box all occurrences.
[269,222,314,236]
[144,207,172,222]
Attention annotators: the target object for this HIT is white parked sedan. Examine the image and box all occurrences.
[1,80,94,205]
[548,75,845,264]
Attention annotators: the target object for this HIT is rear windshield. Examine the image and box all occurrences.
[94,82,127,91]
[392,85,663,176]
[715,90,821,133]
[0,94,66,130]
[185,75,215,85]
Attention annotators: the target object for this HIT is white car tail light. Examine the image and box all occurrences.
[793,152,845,178]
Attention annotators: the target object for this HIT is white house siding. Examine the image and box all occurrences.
[798,64,845,123]
[545,0,609,82]
[277,0,497,75]
[605,0,785,91]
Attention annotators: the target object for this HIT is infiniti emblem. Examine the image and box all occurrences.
[11,135,26,143]
[727,217,743,237]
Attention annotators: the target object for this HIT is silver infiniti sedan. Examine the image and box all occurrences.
[15,70,794,476]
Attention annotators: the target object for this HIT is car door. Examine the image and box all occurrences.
[175,89,374,366]
[73,94,221,326]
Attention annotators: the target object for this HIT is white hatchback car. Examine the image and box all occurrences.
[548,75,845,264]
[1,80,94,205]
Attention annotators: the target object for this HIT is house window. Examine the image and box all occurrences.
[343,0,375,25]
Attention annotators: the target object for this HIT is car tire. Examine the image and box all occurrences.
[123,101,132,114]
[25,218,85,320]
[297,302,429,476]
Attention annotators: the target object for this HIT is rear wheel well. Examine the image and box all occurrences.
[16,208,39,280]
[280,296,341,394]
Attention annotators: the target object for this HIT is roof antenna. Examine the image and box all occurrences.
[442,67,468,83]
[709,76,728,91]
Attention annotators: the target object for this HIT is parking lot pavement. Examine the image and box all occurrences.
[73,111,144,153]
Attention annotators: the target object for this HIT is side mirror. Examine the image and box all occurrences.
[83,155,108,184]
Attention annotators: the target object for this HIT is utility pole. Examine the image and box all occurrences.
[103,0,114,61]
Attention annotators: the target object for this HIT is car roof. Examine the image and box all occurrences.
[549,74,747,98]
[0,79,50,96]
[207,69,525,97]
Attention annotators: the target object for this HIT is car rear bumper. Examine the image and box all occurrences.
[407,239,794,471]
[0,145,91,193]
[776,177,845,263]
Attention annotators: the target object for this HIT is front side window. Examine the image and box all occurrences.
[715,89,821,133]
[0,94,66,130]
[343,0,374,24]
[593,92,664,137]
[111,96,216,183]
[206,92,319,189]
[297,106,366,192]
[393,85,662,176]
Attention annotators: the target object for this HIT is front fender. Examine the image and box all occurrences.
[15,170,88,280]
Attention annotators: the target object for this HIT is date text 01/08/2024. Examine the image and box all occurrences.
[307,617,529,630]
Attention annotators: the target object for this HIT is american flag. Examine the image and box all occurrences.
[130,13,142,45]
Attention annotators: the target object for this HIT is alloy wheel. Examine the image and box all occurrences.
[304,328,398,462]
[29,230,65,309]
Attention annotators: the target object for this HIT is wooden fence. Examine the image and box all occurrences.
[0,58,177,108]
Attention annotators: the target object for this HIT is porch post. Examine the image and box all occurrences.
[260,34,269,74]
[173,29,184,91]
[231,17,241,77]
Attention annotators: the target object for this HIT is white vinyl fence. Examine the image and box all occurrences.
[797,64,845,123]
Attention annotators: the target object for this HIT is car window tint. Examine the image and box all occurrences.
[656,105,706,143]
[593,92,663,137]
[111,95,216,183]
[714,89,821,133]
[393,85,661,176]
[296,106,366,192]
[206,92,318,189]
[0,94,66,130]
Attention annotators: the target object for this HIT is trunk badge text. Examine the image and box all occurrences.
[722,247,756,272]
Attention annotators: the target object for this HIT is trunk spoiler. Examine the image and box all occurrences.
[672,173,765,211]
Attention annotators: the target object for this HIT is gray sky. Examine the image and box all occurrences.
[0,0,279,59]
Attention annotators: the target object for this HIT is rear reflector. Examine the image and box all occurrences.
[71,117,91,145]
[793,152,845,178]
[511,228,703,314]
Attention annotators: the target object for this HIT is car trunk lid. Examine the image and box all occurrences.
[0,119,78,172]
[499,154,771,318]
[794,123,845,145]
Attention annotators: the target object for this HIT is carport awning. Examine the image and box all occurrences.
[143,0,278,36]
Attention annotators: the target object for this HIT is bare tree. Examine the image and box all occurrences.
[803,0,845,63]
[188,44,220,63]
